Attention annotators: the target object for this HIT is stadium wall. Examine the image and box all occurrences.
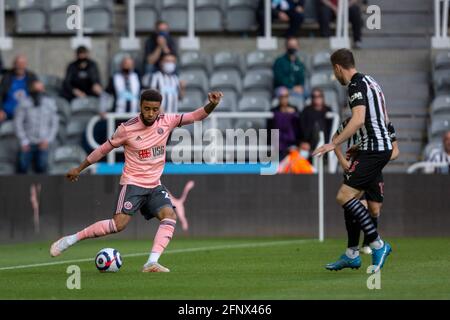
[0,174,449,243]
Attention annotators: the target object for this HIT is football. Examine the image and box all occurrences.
[95,248,122,272]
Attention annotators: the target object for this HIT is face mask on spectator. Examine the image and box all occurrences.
[287,48,297,56]
[122,68,132,74]
[300,149,310,159]
[162,62,176,74]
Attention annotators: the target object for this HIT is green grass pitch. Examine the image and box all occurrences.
[0,238,449,299]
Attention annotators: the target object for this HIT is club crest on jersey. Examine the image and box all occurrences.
[124,201,133,210]
[157,128,164,135]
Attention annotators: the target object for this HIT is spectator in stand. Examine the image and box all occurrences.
[143,53,185,113]
[62,46,103,101]
[257,0,305,37]
[273,37,306,99]
[318,0,363,48]
[426,131,450,174]
[106,56,141,114]
[267,87,301,159]
[0,54,38,122]
[14,81,58,174]
[299,88,332,150]
[144,20,178,74]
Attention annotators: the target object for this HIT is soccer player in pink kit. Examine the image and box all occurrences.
[50,89,223,272]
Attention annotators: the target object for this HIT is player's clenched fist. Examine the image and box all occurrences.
[66,167,81,182]
[208,91,223,105]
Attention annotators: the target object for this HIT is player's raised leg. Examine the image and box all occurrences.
[143,206,177,273]
[362,201,382,254]
[50,213,130,257]
[338,185,392,272]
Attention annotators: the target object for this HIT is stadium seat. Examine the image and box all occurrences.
[433,51,450,71]
[303,0,318,24]
[0,120,15,138]
[134,0,160,32]
[0,121,19,172]
[225,0,258,32]
[16,0,49,34]
[234,118,267,131]
[431,95,450,116]
[5,0,17,12]
[179,92,204,112]
[312,51,332,72]
[49,0,76,34]
[50,145,87,165]
[322,89,339,113]
[53,96,71,124]
[433,69,450,95]
[423,141,443,159]
[39,74,63,97]
[310,72,336,91]
[179,51,211,75]
[83,0,114,34]
[49,145,88,175]
[0,163,16,175]
[216,92,238,112]
[179,69,209,97]
[209,70,242,95]
[195,0,223,32]
[65,121,88,145]
[238,95,271,112]
[71,97,99,113]
[429,116,450,141]
[246,51,274,72]
[213,51,244,75]
[161,0,188,32]
[243,70,273,92]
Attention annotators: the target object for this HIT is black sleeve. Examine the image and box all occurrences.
[63,63,75,93]
[387,122,397,142]
[90,61,101,86]
[348,81,367,109]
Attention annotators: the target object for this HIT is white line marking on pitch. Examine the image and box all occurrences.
[0,239,313,271]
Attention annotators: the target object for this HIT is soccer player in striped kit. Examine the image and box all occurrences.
[313,49,395,272]
[50,89,223,273]
[334,117,399,256]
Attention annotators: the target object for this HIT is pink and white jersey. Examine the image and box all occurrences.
[109,114,182,188]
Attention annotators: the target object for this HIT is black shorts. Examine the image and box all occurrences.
[343,150,391,197]
[115,184,175,220]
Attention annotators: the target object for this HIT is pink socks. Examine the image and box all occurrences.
[76,219,117,241]
[149,219,176,263]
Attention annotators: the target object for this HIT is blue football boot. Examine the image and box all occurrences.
[371,242,392,273]
[325,254,361,271]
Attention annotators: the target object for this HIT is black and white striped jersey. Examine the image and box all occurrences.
[426,149,450,174]
[347,73,392,152]
[336,117,397,149]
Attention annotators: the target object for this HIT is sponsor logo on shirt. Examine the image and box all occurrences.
[349,92,363,103]
[138,146,165,160]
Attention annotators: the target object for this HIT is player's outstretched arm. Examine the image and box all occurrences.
[313,106,365,157]
[66,159,92,182]
[180,91,223,126]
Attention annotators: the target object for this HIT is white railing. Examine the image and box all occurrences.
[330,0,350,49]
[85,111,340,173]
[0,0,12,50]
[257,0,278,50]
[432,0,450,48]
[407,161,449,173]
